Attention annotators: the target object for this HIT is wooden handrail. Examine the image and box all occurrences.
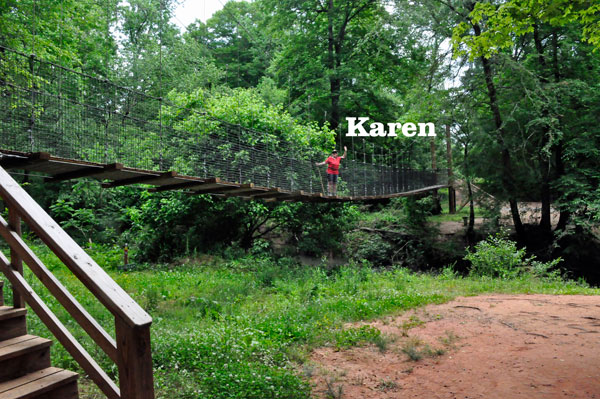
[0,250,121,399]
[0,215,118,362]
[0,166,155,399]
[0,167,151,327]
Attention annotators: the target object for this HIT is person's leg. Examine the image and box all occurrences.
[332,174,338,196]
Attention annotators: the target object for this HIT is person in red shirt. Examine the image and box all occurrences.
[316,146,347,196]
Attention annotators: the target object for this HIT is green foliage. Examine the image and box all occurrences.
[401,197,434,229]
[465,232,527,278]
[465,232,562,279]
[345,231,393,267]
[452,0,600,59]
[349,199,448,270]
[165,85,336,154]
[334,325,382,350]
[120,189,359,261]
[284,203,359,257]
[20,244,596,399]
[193,1,271,89]
[0,0,116,74]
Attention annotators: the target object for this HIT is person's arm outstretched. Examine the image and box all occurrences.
[316,158,327,166]
[341,146,347,159]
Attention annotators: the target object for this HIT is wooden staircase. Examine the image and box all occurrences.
[0,280,79,399]
[0,166,154,399]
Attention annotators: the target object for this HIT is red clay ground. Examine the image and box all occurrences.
[309,295,600,399]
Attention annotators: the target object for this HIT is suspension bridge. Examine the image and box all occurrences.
[0,46,447,202]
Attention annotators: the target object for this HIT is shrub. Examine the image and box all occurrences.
[401,197,434,229]
[345,231,393,267]
[465,231,561,279]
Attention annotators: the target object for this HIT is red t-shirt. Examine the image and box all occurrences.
[326,156,342,175]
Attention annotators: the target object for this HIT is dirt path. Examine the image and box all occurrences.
[309,295,600,399]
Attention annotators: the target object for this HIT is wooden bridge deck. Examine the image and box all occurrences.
[0,150,447,203]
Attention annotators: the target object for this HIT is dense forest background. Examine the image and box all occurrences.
[1,0,600,281]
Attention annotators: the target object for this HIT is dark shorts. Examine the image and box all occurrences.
[327,173,338,183]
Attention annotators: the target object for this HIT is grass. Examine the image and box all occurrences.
[400,336,446,361]
[438,330,460,349]
[4,243,599,399]
[376,378,399,392]
[429,199,484,223]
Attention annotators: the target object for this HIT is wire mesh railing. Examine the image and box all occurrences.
[0,45,446,196]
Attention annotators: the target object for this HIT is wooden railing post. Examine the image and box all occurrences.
[115,317,155,399]
[8,206,24,308]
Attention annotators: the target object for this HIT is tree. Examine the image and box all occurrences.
[191,1,272,88]
[264,0,406,133]
[442,0,526,237]
[451,0,600,239]
[0,0,116,74]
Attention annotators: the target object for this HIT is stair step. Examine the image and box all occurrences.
[0,307,28,341]
[0,336,52,383]
[0,367,78,399]
[0,307,27,322]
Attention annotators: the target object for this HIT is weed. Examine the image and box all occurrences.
[286,345,309,365]
[373,333,395,353]
[334,325,382,350]
[401,337,424,361]
[424,346,446,357]
[142,286,160,313]
[400,315,424,336]
[465,231,562,279]
[438,330,460,348]
[301,364,315,379]
[325,378,344,399]
[376,378,400,392]
[400,336,445,361]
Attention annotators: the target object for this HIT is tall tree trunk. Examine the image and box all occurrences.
[326,0,341,132]
[533,24,553,233]
[464,144,475,239]
[467,178,475,235]
[473,23,525,237]
[429,138,442,214]
[555,141,570,231]
[549,30,570,231]
[540,175,552,231]
[446,124,456,214]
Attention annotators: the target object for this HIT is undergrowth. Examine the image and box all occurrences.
[6,244,598,399]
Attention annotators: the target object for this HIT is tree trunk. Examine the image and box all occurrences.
[555,141,570,231]
[464,143,475,238]
[326,0,341,132]
[550,31,570,231]
[540,176,552,231]
[472,21,525,238]
[446,124,456,214]
[533,23,553,233]
[467,178,475,236]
